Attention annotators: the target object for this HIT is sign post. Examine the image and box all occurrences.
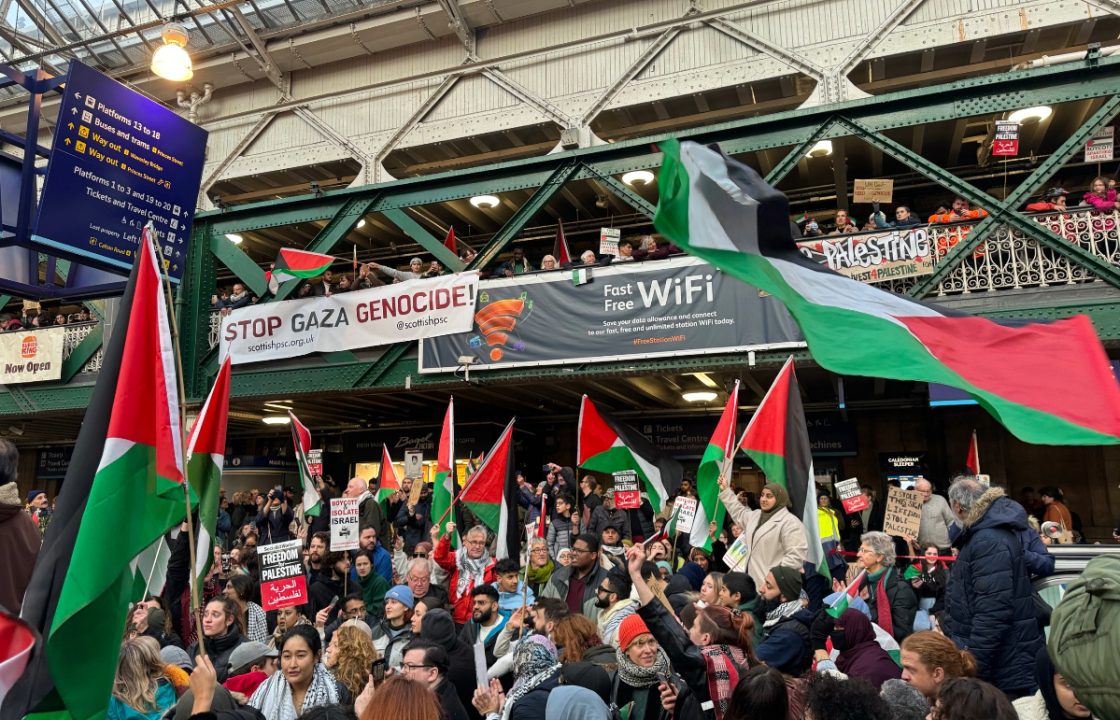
[611,470,641,510]
[330,497,360,551]
[259,540,308,611]
[853,179,894,204]
[306,449,323,479]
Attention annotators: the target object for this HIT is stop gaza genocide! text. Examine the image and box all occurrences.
[223,285,470,341]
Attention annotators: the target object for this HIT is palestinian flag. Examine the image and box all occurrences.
[965,430,981,475]
[458,418,520,560]
[0,612,36,708]
[644,505,679,547]
[654,139,1120,445]
[431,397,457,543]
[4,227,187,720]
[738,358,827,578]
[273,248,334,281]
[827,570,867,618]
[289,411,321,517]
[188,355,232,592]
[553,218,572,266]
[536,496,547,538]
[444,227,458,255]
[578,395,682,512]
[377,444,402,505]
[690,380,739,552]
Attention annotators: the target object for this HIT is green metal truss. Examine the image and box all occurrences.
[10,54,1120,414]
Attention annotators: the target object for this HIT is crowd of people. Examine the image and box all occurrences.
[5,435,1117,720]
[0,307,96,331]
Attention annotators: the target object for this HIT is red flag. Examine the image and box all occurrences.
[378,444,402,504]
[553,219,572,266]
[0,611,36,707]
[444,227,457,255]
[536,496,547,538]
[965,430,980,475]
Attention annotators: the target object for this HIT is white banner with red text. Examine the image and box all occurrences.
[220,272,479,365]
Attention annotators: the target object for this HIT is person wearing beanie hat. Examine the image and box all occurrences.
[769,566,803,605]
[715,476,808,589]
[1047,555,1120,719]
[371,585,415,670]
[756,565,815,675]
[612,614,677,720]
[384,584,414,609]
[141,606,184,650]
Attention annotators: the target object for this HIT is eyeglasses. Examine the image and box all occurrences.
[412,553,428,558]
[596,586,611,594]
[401,663,433,672]
[569,547,592,555]
[466,540,486,547]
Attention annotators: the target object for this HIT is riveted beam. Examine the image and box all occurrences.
[354,342,411,387]
[764,118,839,184]
[381,207,465,271]
[580,163,656,218]
[209,232,268,297]
[469,160,583,271]
[272,195,381,301]
[580,26,683,127]
[60,323,103,382]
[181,220,220,399]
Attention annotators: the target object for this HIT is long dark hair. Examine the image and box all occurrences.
[724,666,788,720]
[933,678,1018,720]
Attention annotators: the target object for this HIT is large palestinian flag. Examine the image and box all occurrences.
[578,396,682,511]
[289,411,321,517]
[690,380,739,552]
[431,397,457,543]
[738,358,827,577]
[458,418,520,560]
[4,227,188,720]
[273,248,334,281]
[654,139,1120,446]
[189,355,232,593]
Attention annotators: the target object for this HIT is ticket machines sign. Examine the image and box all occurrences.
[33,61,207,282]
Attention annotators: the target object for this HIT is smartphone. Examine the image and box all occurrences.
[370,659,386,683]
[220,553,231,574]
[327,595,340,611]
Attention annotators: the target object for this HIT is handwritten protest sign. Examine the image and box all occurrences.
[330,496,360,551]
[674,496,698,533]
[259,540,308,611]
[853,178,894,203]
[612,470,641,509]
[883,486,923,538]
[836,478,869,515]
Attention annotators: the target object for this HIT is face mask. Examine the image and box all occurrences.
[830,631,847,651]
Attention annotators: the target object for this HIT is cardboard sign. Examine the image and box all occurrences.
[882,486,924,539]
[407,476,425,508]
[404,450,423,479]
[306,449,323,478]
[853,178,894,204]
[674,496,698,533]
[992,120,1019,157]
[330,496,360,551]
[1085,126,1115,163]
[836,478,869,515]
[612,470,641,509]
[259,540,308,611]
[599,227,620,256]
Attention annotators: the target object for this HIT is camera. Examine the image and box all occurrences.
[541,464,552,473]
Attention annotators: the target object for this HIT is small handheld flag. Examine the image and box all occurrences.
[827,570,867,618]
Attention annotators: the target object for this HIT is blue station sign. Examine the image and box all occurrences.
[32,61,207,282]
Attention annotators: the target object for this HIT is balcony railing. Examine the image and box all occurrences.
[61,321,103,374]
[205,206,1119,350]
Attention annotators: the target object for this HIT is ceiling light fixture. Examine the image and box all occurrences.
[622,170,655,187]
[805,140,833,158]
[225,233,243,244]
[470,194,500,209]
[151,24,193,82]
[261,415,292,425]
[682,390,718,403]
[356,219,367,229]
[1007,106,1052,124]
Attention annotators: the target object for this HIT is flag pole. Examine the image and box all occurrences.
[148,222,206,654]
[972,430,981,476]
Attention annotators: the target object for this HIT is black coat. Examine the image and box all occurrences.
[187,629,245,682]
[864,567,918,642]
[394,496,431,550]
[420,609,480,720]
[943,488,1043,695]
[435,677,471,720]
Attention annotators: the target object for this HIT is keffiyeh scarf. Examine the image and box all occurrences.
[503,636,560,720]
[249,662,339,720]
[455,546,492,598]
[700,645,748,720]
[763,599,802,630]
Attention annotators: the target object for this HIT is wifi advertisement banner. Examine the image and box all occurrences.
[220,272,479,365]
[419,256,804,373]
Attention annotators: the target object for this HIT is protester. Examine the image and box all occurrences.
[1038,486,1074,532]
[256,488,294,544]
[309,551,351,621]
[323,624,376,698]
[433,521,497,625]
[929,677,1019,720]
[249,626,345,720]
[541,533,611,621]
[225,574,269,644]
[1082,176,1119,211]
[418,608,478,718]
[717,476,808,588]
[0,447,39,614]
[271,606,312,650]
[550,614,616,669]
[699,572,724,607]
[909,545,948,631]
[109,638,178,720]
[187,597,247,683]
[525,538,556,595]
[913,479,956,554]
[360,675,440,720]
[459,585,507,669]
[370,585,414,669]
[224,641,279,698]
[822,608,902,689]
[723,664,789,720]
[399,641,471,720]
[857,531,917,642]
[610,613,682,720]
[756,566,814,676]
[404,555,450,609]
[593,571,636,645]
[899,631,977,702]
[880,678,929,720]
[803,673,893,720]
[354,550,390,616]
[1012,646,1094,720]
[473,635,561,720]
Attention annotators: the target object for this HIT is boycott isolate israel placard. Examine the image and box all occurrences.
[221,272,479,364]
[797,227,933,283]
[419,256,803,372]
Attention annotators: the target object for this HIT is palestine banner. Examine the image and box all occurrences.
[738,358,828,578]
[3,227,188,720]
[273,248,334,281]
[221,272,479,365]
[690,380,739,552]
[654,139,1120,445]
[458,418,519,560]
[578,396,683,512]
[188,355,232,594]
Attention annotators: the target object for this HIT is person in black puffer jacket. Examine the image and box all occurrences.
[186,597,246,682]
[420,608,480,720]
[942,479,1043,699]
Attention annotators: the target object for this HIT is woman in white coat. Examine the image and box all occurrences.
[717,477,808,588]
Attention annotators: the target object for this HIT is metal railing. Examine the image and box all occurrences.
[59,321,103,374]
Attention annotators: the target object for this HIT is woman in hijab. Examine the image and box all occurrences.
[1012,646,1095,720]
[828,608,902,689]
[715,477,808,588]
[474,635,562,720]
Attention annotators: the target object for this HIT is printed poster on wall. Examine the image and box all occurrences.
[259,540,308,611]
[420,256,803,372]
[330,496,360,551]
[221,272,479,365]
[0,327,65,384]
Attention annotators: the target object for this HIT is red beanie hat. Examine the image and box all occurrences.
[618,614,652,651]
